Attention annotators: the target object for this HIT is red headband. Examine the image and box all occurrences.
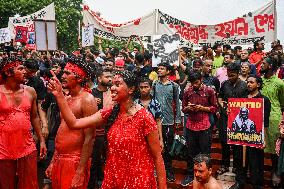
[65,62,87,78]
[2,61,23,72]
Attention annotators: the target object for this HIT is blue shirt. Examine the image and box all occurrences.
[152,80,181,125]
[135,98,163,120]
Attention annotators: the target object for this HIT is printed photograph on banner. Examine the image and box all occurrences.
[227,98,264,148]
[8,3,55,39]
[25,32,36,50]
[152,34,180,66]
[15,26,28,43]
[0,28,11,44]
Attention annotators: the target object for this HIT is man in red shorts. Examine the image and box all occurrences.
[0,57,47,188]
[45,57,97,188]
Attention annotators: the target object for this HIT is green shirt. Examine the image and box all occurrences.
[212,55,224,75]
[261,75,284,154]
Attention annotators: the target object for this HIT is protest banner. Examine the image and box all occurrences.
[82,25,94,47]
[34,20,57,51]
[227,98,264,148]
[8,3,55,39]
[0,28,11,44]
[82,5,156,38]
[152,34,180,66]
[82,0,276,46]
[157,0,276,46]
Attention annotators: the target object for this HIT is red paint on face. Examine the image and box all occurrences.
[194,162,211,183]
[110,75,129,102]
[14,65,27,84]
[61,69,80,89]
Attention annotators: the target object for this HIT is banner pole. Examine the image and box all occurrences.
[242,146,246,167]
[155,9,158,35]
[78,20,82,48]
[274,0,277,41]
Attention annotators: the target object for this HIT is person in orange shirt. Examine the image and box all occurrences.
[249,40,266,73]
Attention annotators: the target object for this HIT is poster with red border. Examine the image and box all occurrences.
[227,98,264,148]
[15,26,28,43]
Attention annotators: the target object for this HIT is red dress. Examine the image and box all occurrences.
[0,85,38,189]
[0,86,36,159]
[100,108,158,189]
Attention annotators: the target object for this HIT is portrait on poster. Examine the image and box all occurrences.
[227,98,264,148]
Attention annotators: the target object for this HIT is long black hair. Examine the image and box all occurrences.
[105,70,138,135]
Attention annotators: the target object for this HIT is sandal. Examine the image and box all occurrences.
[216,166,229,175]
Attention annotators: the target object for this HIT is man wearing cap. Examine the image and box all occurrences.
[115,59,125,71]
[46,58,97,189]
[0,58,47,188]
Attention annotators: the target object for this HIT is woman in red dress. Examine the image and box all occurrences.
[48,70,167,189]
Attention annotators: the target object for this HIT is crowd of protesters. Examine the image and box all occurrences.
[0,37,284,189]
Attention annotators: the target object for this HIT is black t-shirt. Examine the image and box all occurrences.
[41,92,61,140]
[203,74,220,93]
[26,76,46,100]
[91,88,104,110]
[219,79,248,102]
[91,87,107,136]
[140,65,152,77]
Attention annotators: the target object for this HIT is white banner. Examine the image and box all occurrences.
[34,20,57,51]
[8,3,55,39]
[82,0,276,46]
[82,25,94,47]
[82,5,156,38]
[82,4,155,45]
[0,28,11,44]
[157,0,276,46]
[152,34,180,66]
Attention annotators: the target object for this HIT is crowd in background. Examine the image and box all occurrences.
[1,38,284,189]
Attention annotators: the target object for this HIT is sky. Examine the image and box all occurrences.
[85,0,284,44]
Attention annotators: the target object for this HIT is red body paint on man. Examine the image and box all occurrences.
[0,59,47,188]
[45,60,97,189]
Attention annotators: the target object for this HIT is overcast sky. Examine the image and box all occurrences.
[85,0,284,43]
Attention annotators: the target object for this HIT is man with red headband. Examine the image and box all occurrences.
[46,57,97,189]
[0,58,47,188]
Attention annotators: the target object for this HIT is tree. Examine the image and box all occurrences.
[91,36,142,52]
[0,1,143,53]
[0,0,82,52]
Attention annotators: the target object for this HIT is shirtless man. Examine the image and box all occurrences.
[46,58,97,188]
[193,154,222,189]
[0,58,47,188]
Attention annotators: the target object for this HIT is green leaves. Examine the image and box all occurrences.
[0,0,82,52]
[0,0,142,52]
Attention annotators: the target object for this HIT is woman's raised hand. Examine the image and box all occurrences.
[47,71,63,97]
